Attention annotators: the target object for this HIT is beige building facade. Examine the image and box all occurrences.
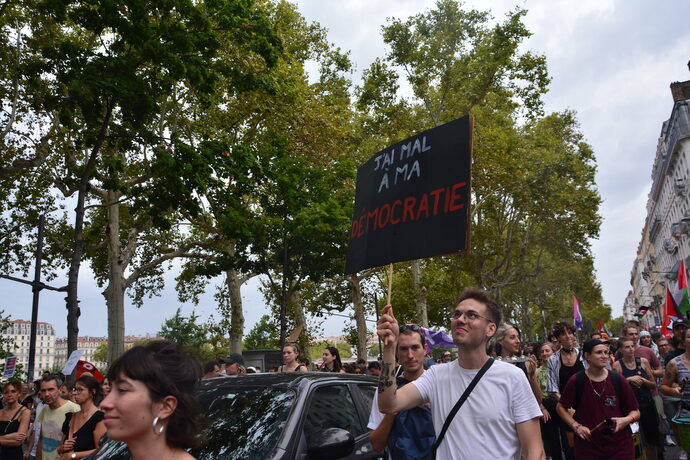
[631,67,690,328]
[0,319,57,381]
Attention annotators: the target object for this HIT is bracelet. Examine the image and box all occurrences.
[573,423,582,431]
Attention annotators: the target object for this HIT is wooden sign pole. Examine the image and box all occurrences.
[384,263,394,345]
[386,263,393,305]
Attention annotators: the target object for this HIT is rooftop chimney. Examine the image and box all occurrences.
[670,60,690,102]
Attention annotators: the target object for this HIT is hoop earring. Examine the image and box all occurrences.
[152,416,165,435]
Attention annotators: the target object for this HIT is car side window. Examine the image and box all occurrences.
[303,384,365,442]
[358,384,376,415]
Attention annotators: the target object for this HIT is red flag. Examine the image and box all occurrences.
[76,360,104,382]
[679,260,688,290]
[662,287,681,338]
[597,319,603,333]
[674,260,690,317]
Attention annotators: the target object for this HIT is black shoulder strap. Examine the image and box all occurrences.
[9,405,24,422]
[574,370,586,411]
[430,358,494,459]
[610,370,622,397]
[634,356,641,368]
[2,406,24,434]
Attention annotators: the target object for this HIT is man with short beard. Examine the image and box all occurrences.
[368,325,434,458]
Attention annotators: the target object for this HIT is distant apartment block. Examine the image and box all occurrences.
[55,336,109,371]
[55,335,157,372]
[0,319,56,381]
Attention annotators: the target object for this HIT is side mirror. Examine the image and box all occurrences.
[307,427,355,459]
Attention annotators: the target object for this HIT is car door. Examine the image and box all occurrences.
[296,381,381,459]
[350,382,383,459]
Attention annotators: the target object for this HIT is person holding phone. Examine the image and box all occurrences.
[556,339,640,459]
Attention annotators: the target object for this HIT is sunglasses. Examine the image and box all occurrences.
[400,324,422,333]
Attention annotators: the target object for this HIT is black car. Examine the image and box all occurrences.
[87,372,383,460]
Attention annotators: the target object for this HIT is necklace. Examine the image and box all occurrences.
[588,375,608,398]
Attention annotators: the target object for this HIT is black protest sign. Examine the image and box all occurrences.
[345,116,472,275]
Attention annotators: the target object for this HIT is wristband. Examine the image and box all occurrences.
[573,423,582,431]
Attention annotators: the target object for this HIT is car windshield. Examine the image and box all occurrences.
[192,385,295,460]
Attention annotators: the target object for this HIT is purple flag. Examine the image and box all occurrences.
[420,327,456,354]
[574,296,583,331]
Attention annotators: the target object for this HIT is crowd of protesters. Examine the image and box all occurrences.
[0,340,200,460]
[4,293,690,460]
[483,318,690,460]
[369,287,690,459]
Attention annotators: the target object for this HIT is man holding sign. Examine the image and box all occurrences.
[376,288,544,459]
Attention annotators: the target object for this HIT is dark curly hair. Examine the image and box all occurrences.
[551,322,576,339]
[107,340,202,449]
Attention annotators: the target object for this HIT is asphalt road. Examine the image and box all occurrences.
[663,443,683,459]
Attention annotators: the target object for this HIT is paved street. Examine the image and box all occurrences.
[665,444,682,459]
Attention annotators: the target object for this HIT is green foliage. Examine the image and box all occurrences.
[159,308,209,355]
[1,0,607,351]
[608,316,625,338]
[243,314,279,350]
[0,312,15,359]
[353,1,604,337]
[93,342,108,365]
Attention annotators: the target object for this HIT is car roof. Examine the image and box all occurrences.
[200,372,377,391]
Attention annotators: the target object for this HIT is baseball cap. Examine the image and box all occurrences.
[582,338,605,355]
[223,353,245,366]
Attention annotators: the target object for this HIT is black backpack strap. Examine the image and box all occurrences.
[574,370,586,412]
[610,370,622,396]
[609,370,627,411]
[634,356,641,369]
[430,358,494,459]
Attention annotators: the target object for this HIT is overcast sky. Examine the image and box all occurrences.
[2,0,690,340]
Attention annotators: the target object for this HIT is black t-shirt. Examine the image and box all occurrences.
[61,410,105,451]
[667,347,685,363]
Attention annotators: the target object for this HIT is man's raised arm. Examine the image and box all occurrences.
[377,305,424,413]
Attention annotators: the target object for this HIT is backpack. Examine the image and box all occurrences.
[573,369,624,412]
[386,376,436,460]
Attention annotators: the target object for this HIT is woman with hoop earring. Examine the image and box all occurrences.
[100,340,202,460]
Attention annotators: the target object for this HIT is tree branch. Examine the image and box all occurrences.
[0,114,58,176]
[0,30,20,141]
[124,242,214,288]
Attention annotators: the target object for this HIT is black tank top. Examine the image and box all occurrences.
[559,349,584,392]
[620,357,653,406]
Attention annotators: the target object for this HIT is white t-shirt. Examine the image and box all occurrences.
[367,392,391,460]
[367,391,385,430]
[412,359,541,460]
